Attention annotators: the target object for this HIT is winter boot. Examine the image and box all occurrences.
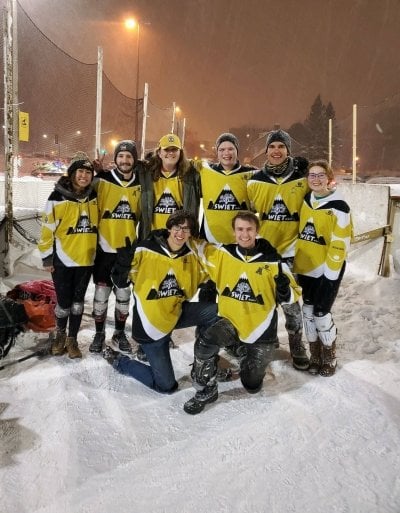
[135,344,148,362]
[89,332,105,353]
[288,332,310,371]
[308,339,322,375]
[320,340,337,377]
[102,345,120,366]
[65,337,82,359]
[51,331,67,356]
[183,383,218,415]
[111,331,132,354]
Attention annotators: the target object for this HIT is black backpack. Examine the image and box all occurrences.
[0,296,29,359]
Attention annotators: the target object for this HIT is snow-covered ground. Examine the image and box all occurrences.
[0,240,399,513]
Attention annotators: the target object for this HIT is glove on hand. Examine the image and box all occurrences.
[274,261,291,303]
[111,237,135,288]
[116,237,136,268]
[293,156,309,176]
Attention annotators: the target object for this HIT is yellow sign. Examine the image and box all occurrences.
[19,111,29,142]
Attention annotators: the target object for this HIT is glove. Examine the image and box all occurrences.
[116,237,136,267]
[293,156,309,176]
[274,261,291,303]
[111,237,136,288]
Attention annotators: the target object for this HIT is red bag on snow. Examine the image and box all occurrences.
[7,280,56,332]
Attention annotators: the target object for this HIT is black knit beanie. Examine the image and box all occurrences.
[114,140,138,164]
[67,159,94,177]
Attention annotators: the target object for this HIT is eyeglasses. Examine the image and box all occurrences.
[308,173,327,180]
[171,225,191,233]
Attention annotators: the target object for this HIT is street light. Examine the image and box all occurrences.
[125,18,141,143]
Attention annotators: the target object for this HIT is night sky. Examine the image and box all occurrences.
[13,0,400,142]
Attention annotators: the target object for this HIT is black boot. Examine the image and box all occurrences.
[183,384,218,415]
[289,332,310,371]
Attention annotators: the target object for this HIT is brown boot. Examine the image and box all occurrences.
[51,331,67,356]
[308,339,322,375]
[320,340,337,377]
[288,332,309,371]
[65,337,82,359]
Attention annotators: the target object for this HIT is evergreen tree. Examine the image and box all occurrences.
[304,95,328,160]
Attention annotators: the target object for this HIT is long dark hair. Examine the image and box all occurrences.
[147,148,191,181]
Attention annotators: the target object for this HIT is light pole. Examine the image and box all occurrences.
[125,18,141,142]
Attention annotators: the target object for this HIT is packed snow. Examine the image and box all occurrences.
[0,237,399,513]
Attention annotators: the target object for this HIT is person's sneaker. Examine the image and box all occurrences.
[183,384,218,415]
[111,331,132,354]
[89,332,105,353]
[102,345,120,365]
[135,344,148,361]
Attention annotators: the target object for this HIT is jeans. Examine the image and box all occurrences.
[116,301,218,394]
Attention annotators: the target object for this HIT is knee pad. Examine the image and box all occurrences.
[240,343,274,393]
[194,337,220,361]
[93,285,112,319]
[55,304,70,319]
[114,286,131,319]
[70,302,84,315]
[314,313,337,346]
[282,302,303,334]
[202,317,238,348]
[302,304,318,343]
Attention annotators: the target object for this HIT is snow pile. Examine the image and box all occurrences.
[0,253,399,513]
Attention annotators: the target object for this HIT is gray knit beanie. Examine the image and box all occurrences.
[265,129,291,155]
[215,133,239,152]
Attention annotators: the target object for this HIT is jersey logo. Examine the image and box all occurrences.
[102,195,136,221]
[153,188,182,214]
[207,184,247,211]
[262,195,299,222]
[67,210,97,234]
[146,269,184,300]
[299,218,326,245]
[221,272,264,304]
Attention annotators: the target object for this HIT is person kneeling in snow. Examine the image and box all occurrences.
[184,211,301,414]
[104,210,218,394]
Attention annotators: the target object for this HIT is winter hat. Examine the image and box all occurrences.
[67,159,94,177]
[159,133,182,149]
[265,129,291,155]
[114,140,138,163]
[215,132,239,151]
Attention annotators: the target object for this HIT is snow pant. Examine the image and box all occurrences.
[52,257,92,338]
[114,301,219,394]
[193,312,277,393]
[92,248,130,332]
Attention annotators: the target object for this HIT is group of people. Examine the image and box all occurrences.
[38,128,352,414]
